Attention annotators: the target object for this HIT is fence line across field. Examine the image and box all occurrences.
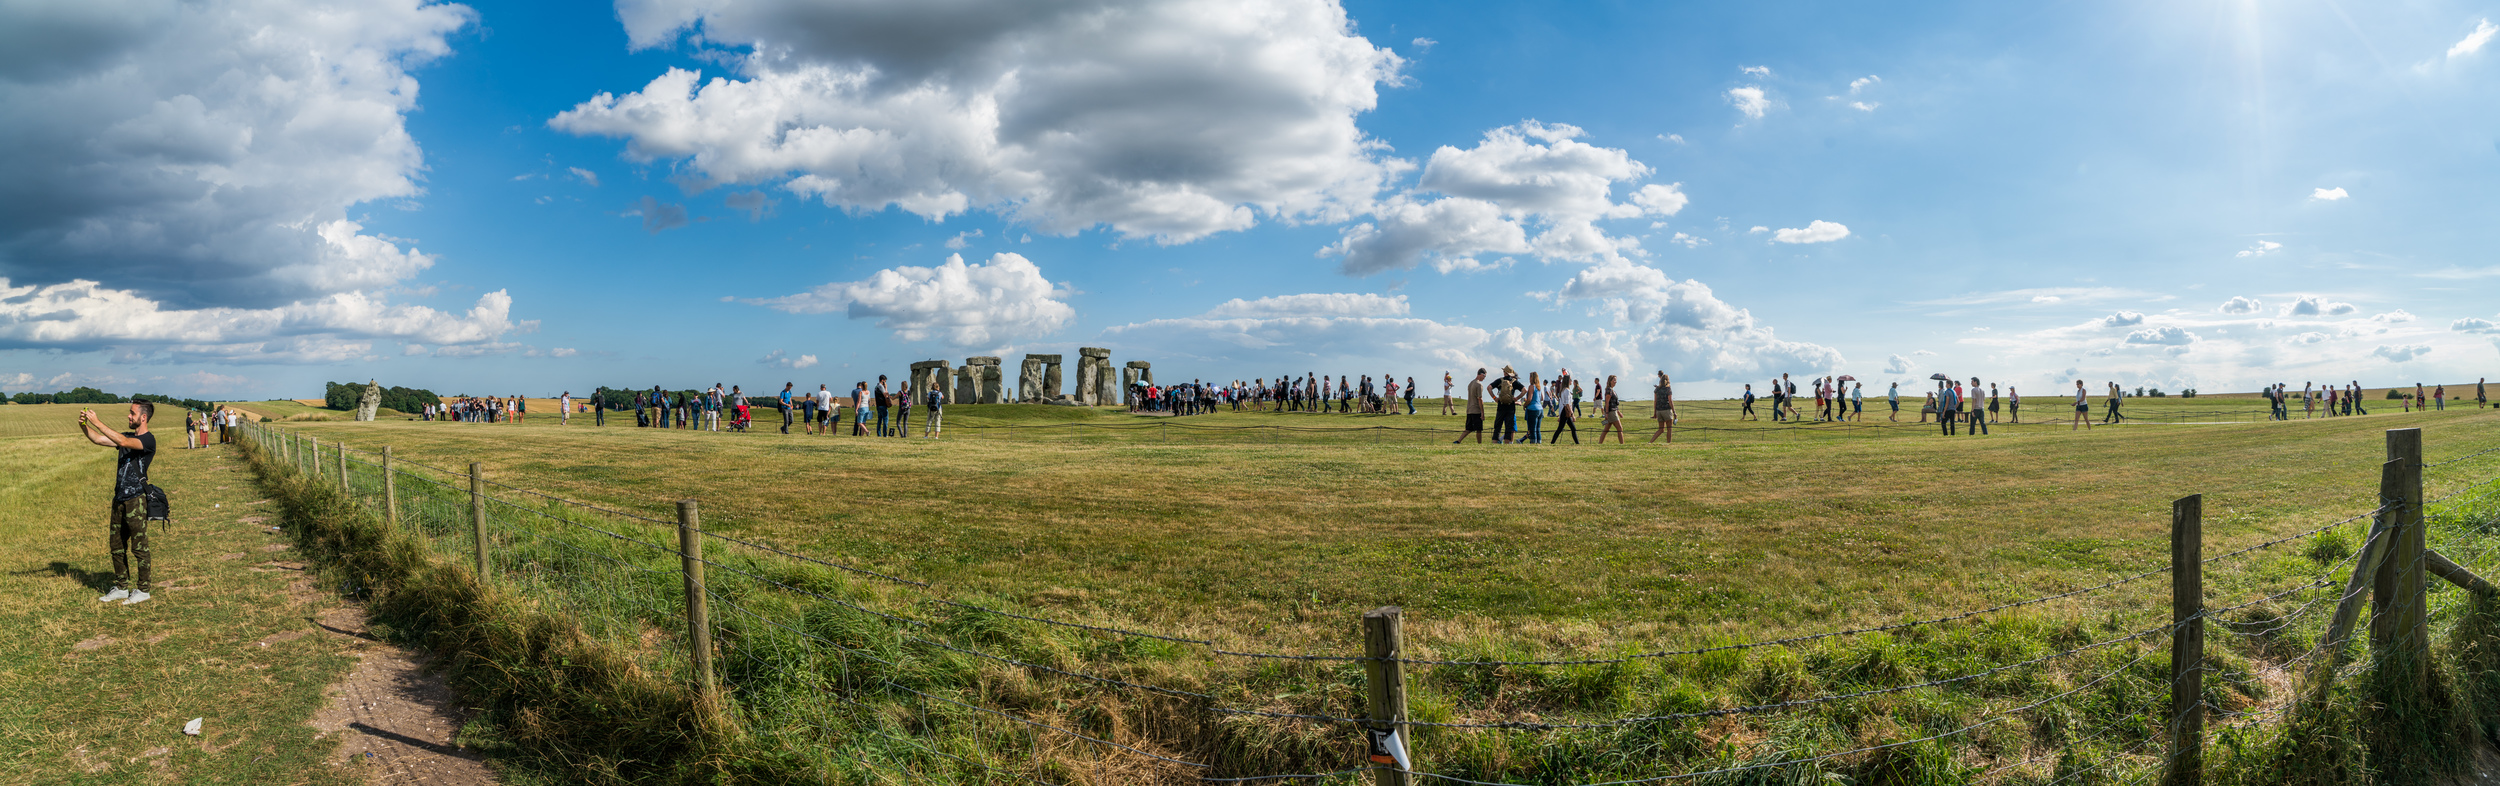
[233,418,2495,785]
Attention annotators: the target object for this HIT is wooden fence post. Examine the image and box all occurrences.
[469,463,490,583]
[381,446,399,531]
[2383,428,2427,679]
[1364,606,1411,786]
[679,500,720,716]
[309,437,321,480]
[337,442,348,493]
[2166,494,2203,786]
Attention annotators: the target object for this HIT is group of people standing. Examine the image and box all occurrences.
[424,395,526,423]
[1739,374,1871,423]
[1446,366,1676,445]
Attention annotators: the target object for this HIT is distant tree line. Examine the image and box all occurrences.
[323,381,442,414]
[9,387,213,412]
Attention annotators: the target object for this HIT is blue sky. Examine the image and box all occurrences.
[3,0,2496,399]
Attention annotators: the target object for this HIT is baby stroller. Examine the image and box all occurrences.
[728,403,754,432]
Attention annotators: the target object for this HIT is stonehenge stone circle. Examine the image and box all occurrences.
[1121,361,1153,406]
[356,380,381,422]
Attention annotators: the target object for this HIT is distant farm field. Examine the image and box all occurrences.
[266,397,2500,655]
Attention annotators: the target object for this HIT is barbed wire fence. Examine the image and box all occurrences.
[234,418,2500,785]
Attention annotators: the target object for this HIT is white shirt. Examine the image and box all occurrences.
[815,389,835,409]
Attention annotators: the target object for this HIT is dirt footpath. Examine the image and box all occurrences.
[304,604,498,785]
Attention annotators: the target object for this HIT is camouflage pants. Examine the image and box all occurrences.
[109,497,151,592]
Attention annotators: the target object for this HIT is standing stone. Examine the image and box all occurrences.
[1120,366,1138,406]
[955,364,977,406]
[1076,347,1112,406]
[968,357,1005,404]
[1019,354,1062,403]
[356,380,382,422]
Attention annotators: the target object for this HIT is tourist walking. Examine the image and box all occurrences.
[1887,383,1900,422]
[1967,378,1989,435]
[1549,375,1581,444]
[1597,375,1625,443]
[925,383,945,438]
[1455,368,1487,444]
[1741,384,1758,420]
[1647,372,1675,444]
[2072,380,2092,431]
[1404,376,1417,415]
[1491,366,1520,443]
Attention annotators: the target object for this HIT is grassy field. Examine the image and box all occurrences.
[272,398,2500,649]
[228,396,2500,782]
[0,406,366,785]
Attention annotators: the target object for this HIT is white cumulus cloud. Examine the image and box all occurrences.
[555,0,1404,245]
[2282,296,2359,317]
[2100,311,2146,327]
[1849,75,1880,93]
[759,349,819,369]
[742,252,1074,349]
[1324,122,1679,275]
[2371,310,2416,323]
[1884,353,1916,374]
[1727,86,1772,120]
[2124,326,2196,346]
[2372,344,2431,362]
[0,278,527,364]
[2236,240,2283,258]
[2450,19,2497,59]
[569,167,601,187]
[1202,293,1409,319]
[0,0,472,311]
[2311,187,2348,201]
[2454,317,2500,335]
[2218,296,2264,314]
[1772,220,1850,244]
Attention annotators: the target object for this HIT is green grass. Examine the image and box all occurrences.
[216,397,2500,783]
[0,409,364,785]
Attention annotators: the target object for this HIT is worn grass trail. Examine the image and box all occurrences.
[0,424,364,785]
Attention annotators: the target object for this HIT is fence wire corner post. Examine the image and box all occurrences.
[2165,494,2203,786]
[468,462,490,584]
[677,499,722,722]
[381,446,398,531]
[1364,606,1411,786]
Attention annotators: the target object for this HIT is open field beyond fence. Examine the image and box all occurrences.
[181,397,2500,783]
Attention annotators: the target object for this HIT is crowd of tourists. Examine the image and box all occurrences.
[421,395,530,423]
[616,378,950,439]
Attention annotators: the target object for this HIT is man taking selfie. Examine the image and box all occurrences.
[78,399,160,606]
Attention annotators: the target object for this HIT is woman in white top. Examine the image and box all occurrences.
[2072,380,2092,431]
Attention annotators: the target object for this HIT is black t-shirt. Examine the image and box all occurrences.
[115,432,156,500]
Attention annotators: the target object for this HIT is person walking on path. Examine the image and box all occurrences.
[2436,384,2446,411]
[1647,372,1676,444]
[2103,382,2123,424]
[1851,382,1864,422]
[1940,381,1960,436]
[79,400,158,606]
[594,394,606,426]
[2072,379,2092,431]
[2480,378,2489,409]
[2352,381,2368,415]
[560,391,573,426]
[1441,372,1455,416]
[1523,371,1545,444]
[1967,378,1990,435]
[1988,383,2002,423]
[1455,368,1488,444]
[2006,386,2021,423]
[1597,375,1626,443]
[1548,376,1581,444]
[778,383,797,434]
[1887,382,1901,422]
[924,383,946,438]
[1404,376,1417,415]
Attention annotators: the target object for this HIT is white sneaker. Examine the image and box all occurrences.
[121,590,152,606]
[97,587,130,603]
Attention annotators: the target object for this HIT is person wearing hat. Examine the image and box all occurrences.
[1646,372,1675,443]
[1491,365,1520,443]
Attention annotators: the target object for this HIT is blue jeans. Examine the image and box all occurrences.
[1524,409,1544,443]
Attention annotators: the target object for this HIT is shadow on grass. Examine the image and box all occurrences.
[11,561,121,592]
